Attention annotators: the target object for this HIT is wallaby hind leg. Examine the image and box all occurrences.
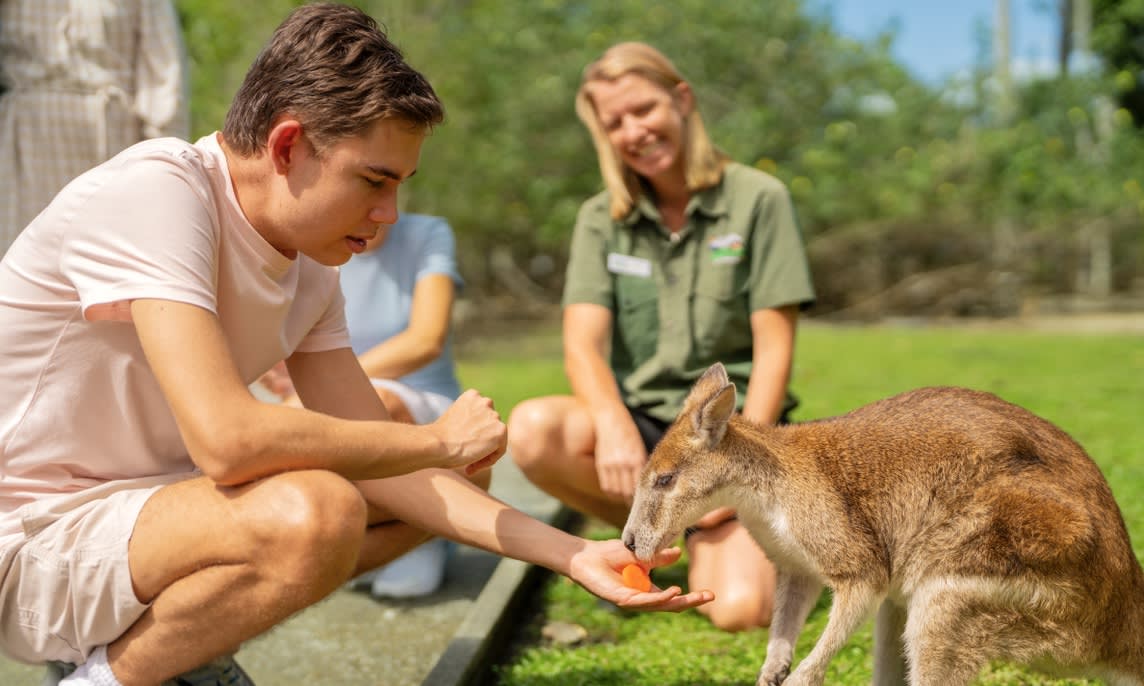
[757,572,823,686]
[872,599,908,686]
[765,580,882,686]
[903,587,993,686]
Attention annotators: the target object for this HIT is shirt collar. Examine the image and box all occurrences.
[622,176,729,228]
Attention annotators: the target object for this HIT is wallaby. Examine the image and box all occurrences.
[622,363,1144,686]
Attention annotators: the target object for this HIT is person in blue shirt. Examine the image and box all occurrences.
[260,212,481,598]
[340,213,464,425]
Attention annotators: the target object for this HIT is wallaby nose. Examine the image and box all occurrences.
[623,534,636,552]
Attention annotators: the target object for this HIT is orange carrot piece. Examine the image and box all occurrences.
[621,563,652,592]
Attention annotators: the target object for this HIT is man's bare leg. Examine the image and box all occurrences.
[108,470,367,685]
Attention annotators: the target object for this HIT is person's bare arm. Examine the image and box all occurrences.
[358,468,713,611]
[563,303,623,411]
[563,303,646,502]
[356,273,454,379]
[741,305,798,425]
[131,298,504,485]
[285,346,390,419]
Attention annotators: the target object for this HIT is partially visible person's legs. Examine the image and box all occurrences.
[370,379,452,426]
[686,520,777,631]
[507,395,630,528]
[371,384,416,424]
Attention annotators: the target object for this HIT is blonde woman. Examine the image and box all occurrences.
[509,42,815,631]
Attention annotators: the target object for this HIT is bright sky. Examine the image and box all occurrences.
[819,0,1061,83]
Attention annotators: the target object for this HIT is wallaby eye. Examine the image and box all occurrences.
[654,473,675,488]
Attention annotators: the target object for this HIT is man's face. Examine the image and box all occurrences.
[276,118,426,266]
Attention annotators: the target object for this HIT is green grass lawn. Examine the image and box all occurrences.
[456,320,1144,686]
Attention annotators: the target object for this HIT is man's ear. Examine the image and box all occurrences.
[266,118,306,175]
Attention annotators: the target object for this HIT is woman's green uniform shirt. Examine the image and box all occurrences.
[562,162,816,423]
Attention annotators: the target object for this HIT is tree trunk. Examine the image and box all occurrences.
[1058,0,1073,75]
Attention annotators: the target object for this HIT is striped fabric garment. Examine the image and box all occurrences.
[0,0,190,255]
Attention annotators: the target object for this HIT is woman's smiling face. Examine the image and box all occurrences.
[587,73,691,185]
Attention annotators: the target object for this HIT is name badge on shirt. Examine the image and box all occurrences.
[606,252,652,278]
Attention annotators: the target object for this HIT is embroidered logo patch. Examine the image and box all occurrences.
[708,233,744,265]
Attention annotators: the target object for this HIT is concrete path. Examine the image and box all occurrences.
[0,457,565,686]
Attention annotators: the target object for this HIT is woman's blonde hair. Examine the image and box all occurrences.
[575,42,728,220]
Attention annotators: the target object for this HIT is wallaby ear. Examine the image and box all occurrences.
[699,362,729,389]
[690,378,736,450]
[685,363,730,404]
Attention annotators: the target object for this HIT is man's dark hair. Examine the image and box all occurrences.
[223,3,444,156]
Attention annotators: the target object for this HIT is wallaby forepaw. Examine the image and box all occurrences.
[756,663,790,686]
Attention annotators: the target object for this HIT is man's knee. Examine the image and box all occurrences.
[246,470,366,578]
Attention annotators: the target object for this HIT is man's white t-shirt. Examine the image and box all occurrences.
[0,133,350,536]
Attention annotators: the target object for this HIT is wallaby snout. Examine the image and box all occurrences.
[622,491,683,563]
[625,362,1144,686]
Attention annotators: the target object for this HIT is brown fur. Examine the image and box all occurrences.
[623,363,1144,686]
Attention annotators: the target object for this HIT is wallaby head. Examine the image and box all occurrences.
[622,362,743,562]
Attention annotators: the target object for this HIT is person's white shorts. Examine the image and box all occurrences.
[0,473,194,664]
[370,379,453,425]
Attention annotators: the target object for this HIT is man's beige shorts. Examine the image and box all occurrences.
[0,474,191,665]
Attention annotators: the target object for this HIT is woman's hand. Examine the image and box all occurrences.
[593,411,647,504]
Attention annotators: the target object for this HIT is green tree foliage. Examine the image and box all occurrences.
[175,0,306,139]
[175,0,1143,308]
[366,0,928,267]
[1092,0,1144,123]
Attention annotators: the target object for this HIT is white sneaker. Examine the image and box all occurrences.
[370,538,448,599]
[345,569,377,591]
